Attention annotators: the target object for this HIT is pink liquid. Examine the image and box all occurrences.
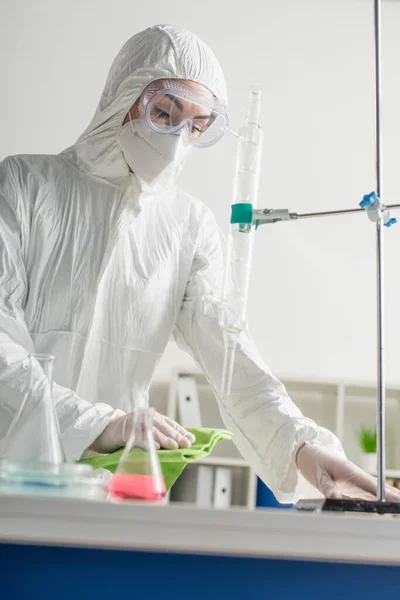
[109,473,166,501]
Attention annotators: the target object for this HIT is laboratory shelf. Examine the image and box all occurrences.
[149,356,400,506]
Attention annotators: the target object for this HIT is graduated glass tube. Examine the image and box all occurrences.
[110,408,166,502]
[0,354,66,483]
[220,88,264,399]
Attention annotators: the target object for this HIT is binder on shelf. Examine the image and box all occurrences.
[196,465,214,508]
[177,375,202,428]
[213,467,232,509]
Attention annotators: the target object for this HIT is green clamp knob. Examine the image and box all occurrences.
[230,203,254,225]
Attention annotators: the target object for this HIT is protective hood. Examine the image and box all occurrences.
[61,25,228,185]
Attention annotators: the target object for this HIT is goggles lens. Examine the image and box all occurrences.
[138,80,228,147]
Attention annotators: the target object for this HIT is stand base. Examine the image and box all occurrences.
[295,498,400,515]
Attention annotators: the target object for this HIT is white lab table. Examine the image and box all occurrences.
[1,493,400,598]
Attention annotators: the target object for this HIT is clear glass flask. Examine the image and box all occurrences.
[0,354,65,468]
[110,408,166,502]
[0,354,93,492]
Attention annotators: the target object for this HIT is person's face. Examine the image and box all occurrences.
[123,80,214,140]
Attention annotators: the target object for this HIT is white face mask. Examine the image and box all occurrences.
[117,118,191,185]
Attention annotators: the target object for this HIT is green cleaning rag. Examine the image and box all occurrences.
[79,427,233,491]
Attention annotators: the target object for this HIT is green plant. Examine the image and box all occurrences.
[358,426,377,453]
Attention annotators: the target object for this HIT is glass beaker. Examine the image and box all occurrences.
[110,408,166,502]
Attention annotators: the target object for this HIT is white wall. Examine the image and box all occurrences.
[1,0,399,385]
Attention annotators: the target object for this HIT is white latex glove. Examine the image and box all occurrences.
[296,442,400,501]
[90,411,196,454]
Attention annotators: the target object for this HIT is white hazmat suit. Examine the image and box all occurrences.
[0,24,342,502]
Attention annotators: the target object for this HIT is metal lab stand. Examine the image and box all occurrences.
[252,0,398,504]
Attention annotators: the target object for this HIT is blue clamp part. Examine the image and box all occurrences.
[359,191,397,228]
[360,191,378,209]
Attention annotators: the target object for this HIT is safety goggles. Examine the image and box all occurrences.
[137,79,228,148]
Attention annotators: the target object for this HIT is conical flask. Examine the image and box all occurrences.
[110,408,166,501]
[0,353,66,470]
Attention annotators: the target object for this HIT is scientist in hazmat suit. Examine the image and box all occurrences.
[0,25,397,503]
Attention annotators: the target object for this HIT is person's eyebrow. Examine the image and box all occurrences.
[165,94,184,111]
[165,94,212,119]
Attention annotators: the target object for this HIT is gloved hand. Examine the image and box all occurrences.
[296,442,400,501]
[90,411,196,454]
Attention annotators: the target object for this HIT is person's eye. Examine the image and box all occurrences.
[191,121,210,136]
[153,106,170,120]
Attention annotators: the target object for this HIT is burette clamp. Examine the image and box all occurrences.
[252,207,297,228]
[230,203,253,224]
[359,191,397,227]
[230,203,254,232]
[230,205,299,228]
